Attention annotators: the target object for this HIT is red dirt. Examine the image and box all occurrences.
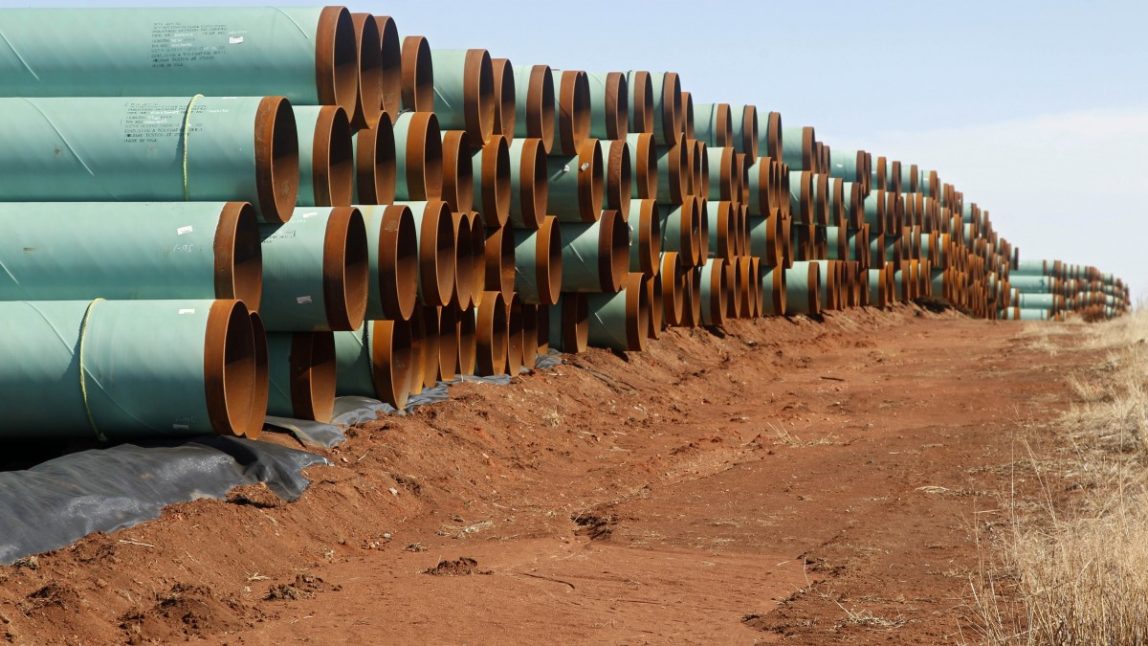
[0,306,1087,644]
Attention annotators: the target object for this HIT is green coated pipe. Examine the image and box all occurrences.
[1013,259,1050,275]
[826,226,846,261]
[1018,308,1050,321]
[354,204,419,321]
[548,292,589,353]
[512,64,556,153]
[294,105,354,207]
[629,199,662,276]
[648,71,683,146]
[699,258,728,326]
[729,104,759,163]
[1018,293,1057,309]
[559,210,629,293]
[546,138,604,222]
[758,111,783,162]
[814,260,837,311]
[707,146,736,201]
[625,132,658,199]
[392,111,444,201]
[0,202,261,308]
[508,137,549,228]
[0,96,298,223]
[869,269,887,308]
[352,113,397,205]
[693,102,731,147]
[587,273,648,351]
[1010,275,1058,293]
[782,126,813,170]
[931,269,946,301]
[260,206,369,331]
[0,7,360,113]
[657,198,699,266]
[471,134,511,228]
[602,139,633,220]
[334,318,414,410]
[0,298,259,439]
[513,216,563,306]
[266,331,336,422]
[655,134,689,204]
[829,148,865,182]
[586,72,629,140]
[624,70,654,136]
[431,49,495,147]
[760,265,787,316]
[784,261,821,316]
[393,200,457,307]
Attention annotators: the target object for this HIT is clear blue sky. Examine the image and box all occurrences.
[5,0,1146,299]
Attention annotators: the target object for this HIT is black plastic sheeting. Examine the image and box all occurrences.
[0,353,564,565]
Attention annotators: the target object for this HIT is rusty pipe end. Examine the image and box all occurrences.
[537,215,563,306]
[440,129,475,213]
[349,13,382,129]
[214,202,263,313]
[312,105,355,207]
[315,7,358,115]
[254,96,299,224]
[374,15,402,115]
[204,299,258,439]
[320,207,369,330]
[401,35,434,112]
[245,310,268,439]
[491,57,517,140]
[354,111,397,205]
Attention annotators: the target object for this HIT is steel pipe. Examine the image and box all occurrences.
[547,138,604,222]
[0,202,262,308]
[548,292,589,353]
[483,224,516,300]
[587,72,629,140]
[393,200,456,307]
[335,318,413,409]
[646,273,664,338]
[355,204,418,321]
[784,261,821,316]
[513,216,563,306]
[353,113,397,205]
[0,7,360,113]
[513,65,556,153]
[401,35,434,112]
[347,13,382,129]
[603,139,633,220]
[588,273,649,351]
[439,130,475,213]
[624,70,654,135]
[761,264,787,316]
[267,331,336,422]
[373,16,402,115]
[508,138,549,228]
[490,57,517,140]
[260,206,368,331]
[552,70,591,156]
[393,111,444,201]
[730,104,759,164]
[457,305,478,376]
[655,134,690,204]
[0,96,298,224]
[471,134,512,228]
[629,199,663,276]
[294,105,354,207]
[658,197,702,267]
[648,71,683,146]
[506,295,525,375]
[707,200,738,261]
[659,252,685,327]
[0,298,260,439]
[700,258,729,326]
[431,49,495,147]
[559,210,629,293]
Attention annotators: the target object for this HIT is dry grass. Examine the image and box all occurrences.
[968,310,1148,645]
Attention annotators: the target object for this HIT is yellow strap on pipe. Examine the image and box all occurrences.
[78,297,108,442]
[180,93,204,201]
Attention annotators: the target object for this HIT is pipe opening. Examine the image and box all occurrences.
[682,90,695,141]
[410,112,444,200]
[317,106,354,206]
[539,216,563,306]
[420,201,455,306]
[441,130,474,213]
[606,72,629,140]
[350,13,382,129]
[375,16,402,114]
[523,138,548,228]
[254,96,300,224]
[530,66,556,152]
[205,300,257,438]
[323,207,369,330]
[401,36,435,112]
[629,71,654,135]
[632,133,657,200]
[627,274,649,351]
[316,7,359,115]
[492,57,516,140]
[375,319,413,409]
[215,202,264,312]
[299,331,336,423]
[456,307,477,376]
[480,135,511,227]
[465,49,496,147]
[438,306,459,381]
[246,312,268,439]
[355,113,397,204]
[379,204,419,320]
[558,71,591,154]
[507,296,524,375]
[451,213,473,310]
[464,211,487,309]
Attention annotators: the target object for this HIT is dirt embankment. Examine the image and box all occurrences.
[0,306,1088,644]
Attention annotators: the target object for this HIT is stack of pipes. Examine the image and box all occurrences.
[0,5,1128,444]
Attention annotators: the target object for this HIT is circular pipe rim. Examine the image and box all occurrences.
[214,201,263,312]
[322,206,370,330]
[315,7,359,116]
[312,105,354,206]
[378,204,419,320]
[245,311,268,439]
[204,299,257,438]
[254,96,300,224]
[349,13,382,129]
[401,35,435,112]
[491,57,517,140]
[374,16,402,114]
[440,129,475,213]
[537,215,563,306]
[354,111,397,204]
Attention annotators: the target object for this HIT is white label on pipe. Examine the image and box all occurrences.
[177,225,194,235]
[296,295,313,305]
[228,35,245,45]
[178,308,196,315]
[302,211,318,219]
[172,423,190,431]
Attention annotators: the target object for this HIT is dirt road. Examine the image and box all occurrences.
[0,306,1084,644]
